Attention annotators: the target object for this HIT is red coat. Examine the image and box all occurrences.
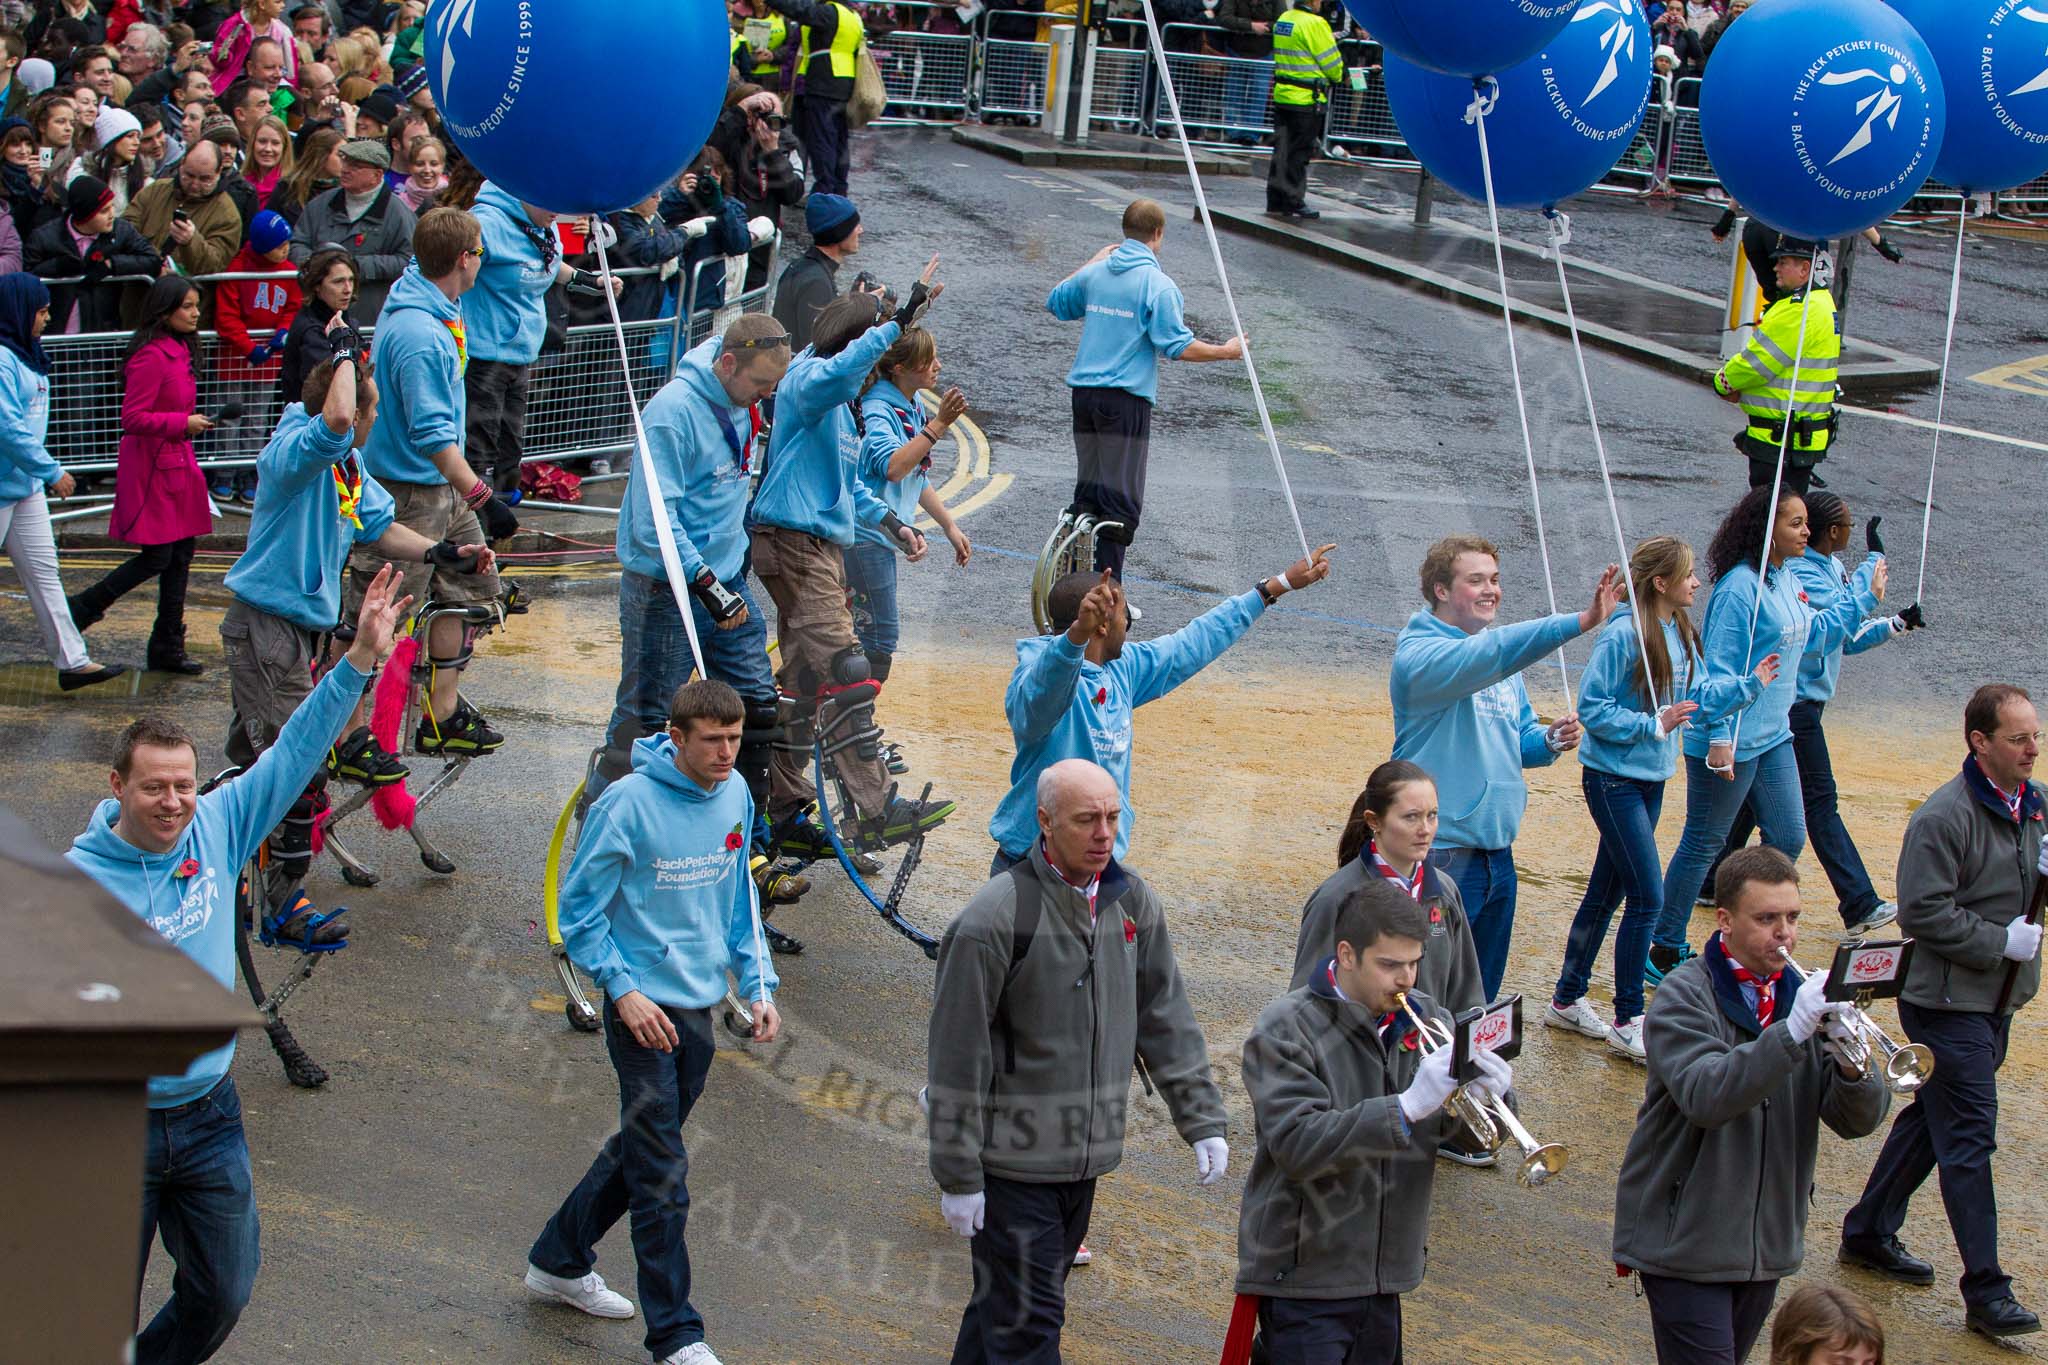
[214,245,301,383]
[111,335,211,547]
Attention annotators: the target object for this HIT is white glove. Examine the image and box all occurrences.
[1397,1044,1459,1125]
[2004,917,2042,963]
[1467,1047,1512,1104]
[1820,1007,1860,1067]
[940,1191,985,1239]
[1193,1136,1229,1186]
[1783,968,1831,1044]
[2037,837,2048,878]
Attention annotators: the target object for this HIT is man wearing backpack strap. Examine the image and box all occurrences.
[927,757,1228,1364]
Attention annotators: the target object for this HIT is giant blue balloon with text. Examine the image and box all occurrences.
[425,0,728,215]
[1888,0,2048,195]
[1383,0,1651,212]
[1699,0,1945,240]
[1342,0,1583,80]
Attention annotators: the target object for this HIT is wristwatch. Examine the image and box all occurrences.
[1256,578,1280,606]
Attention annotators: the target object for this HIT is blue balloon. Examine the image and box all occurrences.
[1699,0,1945,240]
[426,0,728,214]
[1341,0,1581,80]
[1384,1,1651,211]
[1888,0,2048,194]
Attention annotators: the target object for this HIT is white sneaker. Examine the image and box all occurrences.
[917,1084,929,1117]
[660,1344,726,1365]
[1846,901,1899,934]
[1606,1018,1647,1064]
[588,457,612,476]
[1072,1242,1093,1266]
[1544,997,1608,1040]
[524,1264,635,1319]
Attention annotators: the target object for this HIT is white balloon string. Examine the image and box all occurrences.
[592,227,707,681]
[1545,210,1661,716]
[1724,244,1819,768]
[1132,0,1312,562]
[1469,81,1569,702]
[1914,204,1967,605]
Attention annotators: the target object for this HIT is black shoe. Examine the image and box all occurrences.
[1437,1135,1499,1168]
[57,663,127,692]
[769,810,837,863]
[147,653,206,676]
[854,793,957,851]
[881,741,909,776]
[414,698,504,755]
[328,726,411,786]
[262,888,350,950]
[1839,1235,1935,1284]
[1967,1297,2042,1338]
[1287,207,1322,220]
[764,922,806,956]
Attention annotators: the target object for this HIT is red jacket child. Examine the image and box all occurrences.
[214,211,301,386]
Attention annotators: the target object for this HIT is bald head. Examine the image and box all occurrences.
[1037,759,1118,878]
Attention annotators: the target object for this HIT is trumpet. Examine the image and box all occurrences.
[1777,947,1935,1094]
[1394,992,1570,1189]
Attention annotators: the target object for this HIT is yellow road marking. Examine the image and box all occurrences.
[1968,353,2048,396]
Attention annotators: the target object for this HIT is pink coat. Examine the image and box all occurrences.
[110,336,211,547]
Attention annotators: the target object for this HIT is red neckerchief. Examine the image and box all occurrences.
[890,403,931,474]
[1040,838,1100,924]
[1992,779,2025,822]
[1368,840,1423,901]
[1728,961,1782,1026]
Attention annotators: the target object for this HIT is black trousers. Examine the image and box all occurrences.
[463,358,533,496]
[72,536,196,657]
[1842,1002,2012,1306]
[1741,435,1822,495]
[949,1175,1095,1365]
[1257,1293,1403,1365]
[798,95,851,197]
[1069,385,1152,578]
[1268,102,1322,211]
[1639,1273,1779,1365]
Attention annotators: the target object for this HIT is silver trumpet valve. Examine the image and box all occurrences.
[1778,947,1935,1095]
[1394,992,1569,1188]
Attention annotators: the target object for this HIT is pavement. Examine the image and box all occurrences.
[950,123,1253,176]
[7,125,2048,1363]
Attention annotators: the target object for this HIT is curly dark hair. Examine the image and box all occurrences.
[1706,485,1802,581]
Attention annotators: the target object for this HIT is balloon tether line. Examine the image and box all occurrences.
[1469,78,1569,701]
[1913,202,1967,606]
[1132,0,1311,561]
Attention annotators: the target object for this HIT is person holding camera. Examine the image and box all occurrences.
[123,139,244,279]
[710,87,805,293]
[655,151,750,321]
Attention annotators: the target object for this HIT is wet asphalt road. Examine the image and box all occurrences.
[3,127,2048,1363]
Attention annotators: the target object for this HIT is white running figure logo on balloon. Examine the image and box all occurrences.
[2008,5,2048,98]
[438,0,481,99]
[1819,62,1907,166]
[1571,0,1635,106]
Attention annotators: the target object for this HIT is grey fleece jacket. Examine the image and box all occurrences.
[926,844,1226,1194]
[1895,761,2044,1015]
[1290,856,1483,1015]
[1236,971,1450,1299]
[1612,935,1889,1283]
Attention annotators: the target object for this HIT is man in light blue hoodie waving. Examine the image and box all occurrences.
[1047,198,1246,579]
[525,679,778,1365]
[66,564,412,1365]
[1391,535,1621,1018]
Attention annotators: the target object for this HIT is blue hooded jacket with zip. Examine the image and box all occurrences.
[1787,548,1893,704]
[618,337,754,585]
[748,320,898,546]
[556,733,777,1010]
[362,263,466,486]
[464,182,557,365]
[1046,239,1196,404]
[854,376,931,550]
[0,346,59,503]
[990,592,1265,860]
[65,656,371,1107]
[1692,557,1878,761]
[1575,605,1754,783]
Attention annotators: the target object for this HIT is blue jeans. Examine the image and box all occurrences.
[1554,770,1666,1025]
[137,1077,260,1365]
[1712,698,1880,925]
[1654,739,1806,948]
[1430,845,1516,1002]
[530,998,718,1360]
[600,570,775,846]
[841,540,900,665]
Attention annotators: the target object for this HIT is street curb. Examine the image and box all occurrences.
[1204,203,1944,397]
[949,124,1251,176]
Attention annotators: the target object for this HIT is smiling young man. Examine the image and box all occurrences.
[1613,846,1889,1365]
[64,565,411,1365]
[525,679,778,1365]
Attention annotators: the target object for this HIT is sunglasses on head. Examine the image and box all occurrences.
[730,330,791,351]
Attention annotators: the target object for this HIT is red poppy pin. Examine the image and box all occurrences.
[1094,686,1108,705]
[724,823,744,852]
[1123,917,1137,944]
[1401,1029,1420,1051]
[174,859,199,879]
[1429,905,1442,925]
[1797,590,1809,604]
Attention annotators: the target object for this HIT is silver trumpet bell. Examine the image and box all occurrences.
[1394,992,1570,1189]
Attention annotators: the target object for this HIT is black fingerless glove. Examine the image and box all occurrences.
[880,511,915,554]
[898,280,933,327]
[426,539,481,573]
[689,568,746,623]
[566,268,609,297]
[329,322,369,363]
[1874,235,1904,263]
[477,493,519,541]
[1897,602,1925,631]
[1864,515,1884,555]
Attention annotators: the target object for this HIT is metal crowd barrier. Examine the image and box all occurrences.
[1324,39,1406,161]
[871,0,975,123]
[1089,18,1151,133]
[1156,23,1273,144]
[977,19,1051,122]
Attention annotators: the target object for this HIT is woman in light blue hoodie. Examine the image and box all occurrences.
[1648,487,1885,984]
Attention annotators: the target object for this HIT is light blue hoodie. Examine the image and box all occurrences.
[362,263,466,486]
[854,377,929,550]
[0,347,60,504]
[1390,609,1581,851]
[65,656,371,1107]
[619,337,753,584]
[224,405,396,631]
[1692,556,1879,762]
[990,592,1265,859]
[557,733,776,1010]
[1046,240,1196,404]
[749,320,897,546]
[1788,548,1894,703]
[464,183,556,365]
[1575,605,1750,784]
